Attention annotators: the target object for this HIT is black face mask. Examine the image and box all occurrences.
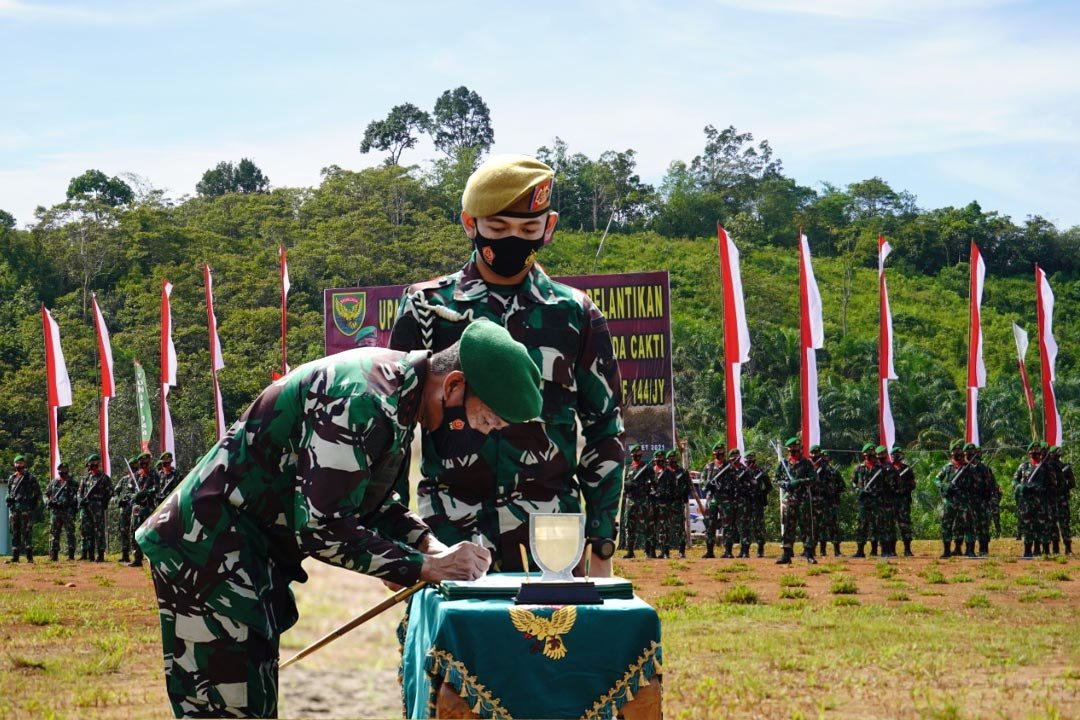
[473,227,544,278]
[431,403,487,460]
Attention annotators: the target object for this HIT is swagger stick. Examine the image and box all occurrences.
[281,580,427,670]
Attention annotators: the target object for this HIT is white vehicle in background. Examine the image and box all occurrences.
[687,471,708,537]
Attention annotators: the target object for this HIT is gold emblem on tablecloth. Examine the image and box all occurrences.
[508,606,576,660]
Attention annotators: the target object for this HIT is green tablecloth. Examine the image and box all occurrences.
[401,577,662,719]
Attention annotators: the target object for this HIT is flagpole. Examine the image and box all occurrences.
[280,246,289,377]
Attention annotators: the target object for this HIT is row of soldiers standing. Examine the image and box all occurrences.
[4,451,182,564]
[620,447,694,558]
[1009,442,1074,558]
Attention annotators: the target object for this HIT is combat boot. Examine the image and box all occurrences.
[1052,539,1060,555]
[881,542,896,558]
[953,539,963,556]
[702,544,715,559]
[5,554,18,564]
[95,550,105,563]
[806,552,817,565]
[853,544,866,558]
[1033,541,1043,556]
[1022,542,1033,558]
[67,549,75,561]
[757,542,765,558]
[775,547,793,565]
[679,544,686,559]
[903,540,914,557]
[978,539,989,556]
[79,548,88,561]
[940,541,951,559]
[127,558,143,567]
[833,542,844,557]
[739,543,750,558]
[721,542,734,559]
[819,540,827,556]
[49,550,58,562]
[964,541,976,558]
[1065,540,1073,555]
[118,550,130,564]
[870,542,878,557]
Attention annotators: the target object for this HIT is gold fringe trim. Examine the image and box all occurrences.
[580,640,663,720]
[428,648,513,720]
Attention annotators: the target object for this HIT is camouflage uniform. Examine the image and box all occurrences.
[6,468,42,562]
[810,453,844,556]
[892,457,917,555]
[621,459,653,558]
[732,461,760,557]
[78,469,113,562]
[715,459,741,557]
[666,457,693,558]
[157,464,183,504]
[968,455,998,555]
[1013,458,1049,557]
[1046,451,1074,554]
[851,459,884,557]
[389,255,624,570]
[874,457,899,557]
[652,460,679,558]
[136,348,438,719]
[745,458,771,556]
[45,470,79,560]
[699,456,726,558]
[936,459,975,557]
[113,464,134,562]
[128,463,160,567]
[776,452,816,563]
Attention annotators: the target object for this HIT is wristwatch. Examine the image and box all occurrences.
[589,537,616,560]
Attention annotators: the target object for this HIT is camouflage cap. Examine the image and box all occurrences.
[861,442,876,453]
[462,155,555,218]
[459,319,542,424]
[85,453,100,464]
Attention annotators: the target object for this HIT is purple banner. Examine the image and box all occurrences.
[323,271,674,452]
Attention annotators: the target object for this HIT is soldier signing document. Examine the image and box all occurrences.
[135,320,542,718]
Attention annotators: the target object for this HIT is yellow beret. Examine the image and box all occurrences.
[462,155,555,218]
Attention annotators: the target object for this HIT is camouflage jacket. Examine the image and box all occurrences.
[130,468,160,508]
[851,463,886,501]
[892,462,916,495]
[699,460,727,502]
[78,471,113,509]
[7,470,42,511]
[936,462,973,502]
[135,348,435,641]
[45,476,79,512]
[812,459,845,499]
[775,456,815,498]
[389,254,624,555]
[745,464,771,505]
[1012,461,1047,497]
[156,467,183,503]
[623,461,653,503]
[969,461,999,501]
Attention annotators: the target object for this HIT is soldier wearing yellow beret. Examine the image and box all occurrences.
[390,154,625,578]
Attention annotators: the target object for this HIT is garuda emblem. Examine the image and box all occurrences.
[508,606,576,660]
[332,292,375,342]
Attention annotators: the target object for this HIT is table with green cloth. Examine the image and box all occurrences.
[400,575,662,719]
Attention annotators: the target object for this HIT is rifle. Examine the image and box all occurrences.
[861,467,885,494]
[771,441,791,539]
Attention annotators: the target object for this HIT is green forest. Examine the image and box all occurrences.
[2,88,1077,538]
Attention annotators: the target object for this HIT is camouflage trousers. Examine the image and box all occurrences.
[733,498,755,545]
[973,501,992,544]
[717,498,737,546]
[876,498,897,544]
[941,501,975,543]
[815,496,842,543]
[895,494,914,542]
[117,503,132,556]
[622,500,649,552]
[8,509,35,558]
[80,504,107,557]
[704,502,721,550]
[1016,493,1049,544]
[665,503,688,550]
[50,510,77,557]
[750,502,767,546]
[150,563,279,718]
[780,493,814,550]
[1052,496,1072,543]
[855,500,878,544]
[131,504,153,562]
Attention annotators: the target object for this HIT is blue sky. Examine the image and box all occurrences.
[2,0,1079,229]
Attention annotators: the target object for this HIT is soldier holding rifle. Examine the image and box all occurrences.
[78,453,112,563]
[45,462,78,561]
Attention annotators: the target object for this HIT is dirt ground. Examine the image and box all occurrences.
[0,539,1076,719]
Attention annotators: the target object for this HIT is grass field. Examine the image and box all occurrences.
[0,540,1076,719]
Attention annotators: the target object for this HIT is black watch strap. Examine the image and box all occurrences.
[589,537,616,560]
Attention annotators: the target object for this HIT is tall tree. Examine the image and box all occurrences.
[196,159,270,197]
[66,169,134,207]
[430,86,494,161]
[359,103,431,165]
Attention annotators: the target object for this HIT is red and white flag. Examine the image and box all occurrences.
[41,306,72,479]
[1012,323,1036,419]
[279,245,291,377]
[161,280,177,459]
[1036,265,1061,446]
[204,265,226,440]
[878,235,897,453]
[717,226,750,453]
[966,243,987,445]
[799,233,825,448]
[91,294,116,476]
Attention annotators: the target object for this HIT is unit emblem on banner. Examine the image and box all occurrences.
[332,292,371,338]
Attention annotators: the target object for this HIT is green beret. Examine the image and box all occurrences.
[462,155,555,218]
[13,454,25,462]
[57,462,68,470]
[875,445,888,454]
[653,450,666,459]
[861,442,876,453]
[949,440,964,452]
[727,448,740,458]
[128,456,141,466]
[628,444,641,453]
[159,452,173,462]
[963,442,977,452]
[1049,445,1061,454]
[1040,441,1050,449]
[745,451,757,459]
[1027,442,1041,452]
[809,444,822,452]
[891,445,903,454]
[459,320,542,424]
[712,441,725,451]
[140,452,153,460]
[785,437,801,448]
[85,453,100,464]
[665,450,679,459]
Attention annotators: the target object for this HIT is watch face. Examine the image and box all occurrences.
[593,538,615,560]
